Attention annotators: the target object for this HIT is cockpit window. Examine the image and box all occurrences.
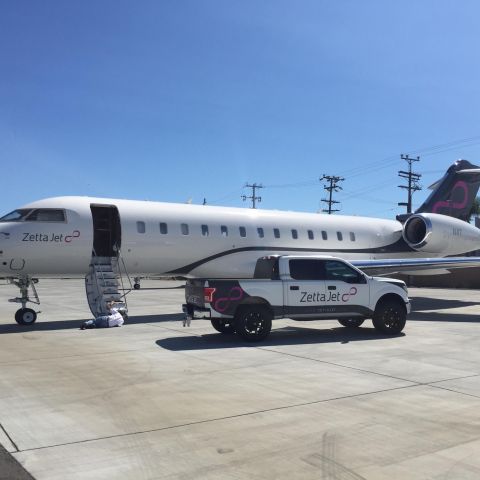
[26,209,66,222]
[0,208,66,222]
[0,209,33,222]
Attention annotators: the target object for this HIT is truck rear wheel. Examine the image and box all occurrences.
[234,305,272,342]
[338,318,364,328]
[211,318,235,334]
[373,300,406,334]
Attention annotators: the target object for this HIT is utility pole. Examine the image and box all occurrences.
[320,175,344,214]
[242,183,264,209]
[398,154,422,213]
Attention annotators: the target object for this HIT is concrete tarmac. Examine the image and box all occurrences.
[1,280,480,479]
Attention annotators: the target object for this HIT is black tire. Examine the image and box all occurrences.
[372,300,406,334]
[133,283,141,290]
[15,308,37,325]
[234,305,272,342]
[338,318,365,328]
[211,318,235,334]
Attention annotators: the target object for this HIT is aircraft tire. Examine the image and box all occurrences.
[15,308,37,325]
[234,305,272,342]
[338,318,365,328]
[210,318,235,334]
[133,283,141,290]
[372,300,406,334]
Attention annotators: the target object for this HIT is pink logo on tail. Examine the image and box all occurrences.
[432,181,469,214]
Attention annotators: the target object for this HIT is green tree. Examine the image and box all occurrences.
[468,196,480,223]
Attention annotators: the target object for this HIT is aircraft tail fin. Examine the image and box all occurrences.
[414,159,480,221]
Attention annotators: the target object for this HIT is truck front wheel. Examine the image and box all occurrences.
[373,300,406,334]
[211,318,235,334]
[234,305,272,342]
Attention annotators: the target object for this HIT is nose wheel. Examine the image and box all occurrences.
[15,308,38,325]
[8,276,40,325]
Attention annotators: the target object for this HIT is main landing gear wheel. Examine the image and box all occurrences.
[211,318,236,334]
[15,308,37,325]
[338,318,365,328]
[372,300,406,335]
[133,283,141,290]
[234,305,272,342]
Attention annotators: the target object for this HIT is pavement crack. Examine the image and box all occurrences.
[0,422,18,452]
[18,384,417,454]
[258,347,417,385]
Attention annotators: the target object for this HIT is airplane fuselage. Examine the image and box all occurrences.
[0,195,431,279]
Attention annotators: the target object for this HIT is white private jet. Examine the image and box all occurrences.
[1,159,480,325]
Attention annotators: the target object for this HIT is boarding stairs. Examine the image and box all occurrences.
[85,254,132,317]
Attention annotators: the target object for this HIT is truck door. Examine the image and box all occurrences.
[323,260,370,316]
[284,259,327,318]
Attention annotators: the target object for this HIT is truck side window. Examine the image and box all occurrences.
[289,259,326,280]
[254,257,279,279]
[325,260,364,284]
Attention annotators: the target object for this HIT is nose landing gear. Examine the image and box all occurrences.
[8,276,40,325]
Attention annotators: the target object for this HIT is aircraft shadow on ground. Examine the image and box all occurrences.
[0,313,183,334]
[156,326,405,351]
[410,312,480,323]
[410,297,479,312]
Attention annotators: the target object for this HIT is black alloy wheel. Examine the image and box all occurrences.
[234,305,272,342]
[372,300,406,334]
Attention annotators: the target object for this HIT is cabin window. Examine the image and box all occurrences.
[159,222,168,234]
[308,230,314,240]
[136,221,146,234]
[337,231,343,241]
[291,229,298,239]
[273,228,280,239]
[201,224,209,237]
[239,226,246,237]
[221,225,228,237]
[321,231,328,240]
[181,223,189,235]
[350,232,356,241]
[257,227,264,238]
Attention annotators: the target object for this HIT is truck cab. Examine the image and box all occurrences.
[184,255,411,341]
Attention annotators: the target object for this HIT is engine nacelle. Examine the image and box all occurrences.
[402,213,480,255]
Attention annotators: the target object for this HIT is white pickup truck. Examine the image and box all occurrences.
[183,255,411,341]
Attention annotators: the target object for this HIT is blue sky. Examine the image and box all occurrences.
[2,1,480,218]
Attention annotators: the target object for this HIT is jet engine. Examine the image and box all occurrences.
[402,213,480,255]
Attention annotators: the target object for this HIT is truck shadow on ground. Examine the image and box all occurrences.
[0,313,184,334]
[156,326,405,351]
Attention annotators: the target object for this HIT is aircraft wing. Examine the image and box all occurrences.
[351,257,480,276]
